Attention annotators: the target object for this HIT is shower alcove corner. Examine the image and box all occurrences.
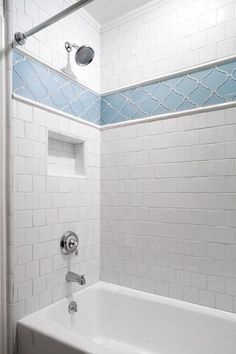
[47,131,85,178]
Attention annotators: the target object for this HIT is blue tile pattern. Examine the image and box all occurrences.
[12,50,236,126]
[101,61,236,125]
[12,51,101,125]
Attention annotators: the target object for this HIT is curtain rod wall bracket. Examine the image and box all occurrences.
[14,0,94,46]
[14,32,27,46]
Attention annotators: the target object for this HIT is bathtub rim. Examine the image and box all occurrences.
[17,281,236,354]
[18,281,236,326]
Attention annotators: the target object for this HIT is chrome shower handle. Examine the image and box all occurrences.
[60,231,79,255]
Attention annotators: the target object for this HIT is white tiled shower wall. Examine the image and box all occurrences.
[8,0,236,330]
[101,0,236,92]
[10,0,101,333]
[99,0,236,312]
[13,0,100,92]
[13,100,100,322]
[101,107,236,312]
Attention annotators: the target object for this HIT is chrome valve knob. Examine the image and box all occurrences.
[60,231,79,255]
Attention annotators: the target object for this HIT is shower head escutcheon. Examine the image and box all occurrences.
[65,42,95,66]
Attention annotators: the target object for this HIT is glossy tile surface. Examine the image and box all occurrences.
[101,61,236,125]
[13,50,236,126]
[13,51,101,125]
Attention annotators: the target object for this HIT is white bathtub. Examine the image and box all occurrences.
[18,281,236,354]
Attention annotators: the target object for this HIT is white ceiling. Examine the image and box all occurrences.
[84,0,156,26]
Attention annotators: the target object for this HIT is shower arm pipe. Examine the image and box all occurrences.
[14,0,94,46]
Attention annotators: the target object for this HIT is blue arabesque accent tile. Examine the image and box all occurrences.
[163,92,184,111]
[71,100,85,116]
[30,60,49,76]
[151,83,172,101]
[203,93,226,106]
[175,76,198,97]
[13,69,24,91]
[189,85,212,106]
[17,87,36,101]
[28,80,48,101]
[12,50,236,126]
[177,100,197,111]
[202,68,227,90]
[141,95,159,115]
[12,50,100,125]
[15,59,37,83]
[62,82,78,102]
[130,88,148,106]
[100,59,236,125]
[218,78,236,100]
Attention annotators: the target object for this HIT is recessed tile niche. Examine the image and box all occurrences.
[47,131,85,177]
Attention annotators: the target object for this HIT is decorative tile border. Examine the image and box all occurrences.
[13,50,236,126]
[101,61,236,125]
[12,50,101,125]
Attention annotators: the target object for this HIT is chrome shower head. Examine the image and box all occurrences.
[75,45,95,66]
[65,42,95,66]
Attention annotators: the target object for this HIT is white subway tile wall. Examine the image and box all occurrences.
[13,0,101,92]
[13,100,100,322]
[101,0,236,92]
[10,0,236,331]
[101,106,236,312]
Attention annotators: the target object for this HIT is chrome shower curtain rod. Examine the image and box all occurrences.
[14,0,94,46]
